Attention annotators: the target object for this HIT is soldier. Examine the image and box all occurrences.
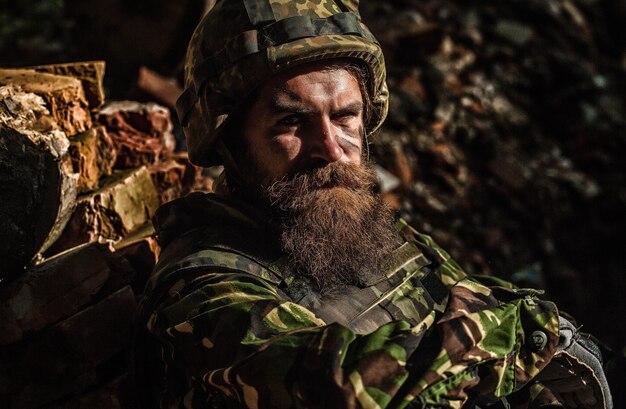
[132,1,613,408]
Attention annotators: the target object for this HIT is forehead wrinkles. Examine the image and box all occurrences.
[269,71,361,110]
[272,87,303,104]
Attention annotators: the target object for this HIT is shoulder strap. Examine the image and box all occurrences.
[345,242,448,327]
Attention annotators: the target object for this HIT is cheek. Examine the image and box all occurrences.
[340,142,362,165]
[255,135,303,178]
[270,135,303,160]
[337,124,364,159]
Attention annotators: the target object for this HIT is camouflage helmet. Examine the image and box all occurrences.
[177,0,389,167]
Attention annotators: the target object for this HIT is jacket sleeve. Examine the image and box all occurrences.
[147,267,563,409]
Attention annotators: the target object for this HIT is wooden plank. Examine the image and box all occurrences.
[28,61,106,111]
[172,151,217,194]
[0,85,78,279]
[0,69,91,136]
[149,158,186,204]
[0,287,137,409]
[69,126,117,193]
[97,101,176,168]
[48,167,159,254]
[43,374,129,409]
[114,223,159,295]
[0,243,136,346]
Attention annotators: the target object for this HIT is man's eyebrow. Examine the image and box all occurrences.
[270,97,364,117]
[269,89,313,114]
[335,101,364,114]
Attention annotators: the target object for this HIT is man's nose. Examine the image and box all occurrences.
[307,117,343,163]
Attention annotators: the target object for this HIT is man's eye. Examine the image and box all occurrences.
[277,115,301,126]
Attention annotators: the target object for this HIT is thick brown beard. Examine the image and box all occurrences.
[263,162,403,292]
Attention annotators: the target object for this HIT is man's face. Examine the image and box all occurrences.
[242,62,365,187]
[235,61,402,291]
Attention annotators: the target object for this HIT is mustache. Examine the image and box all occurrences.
[265,161,376,203]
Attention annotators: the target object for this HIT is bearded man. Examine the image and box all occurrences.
[132,1,613,408]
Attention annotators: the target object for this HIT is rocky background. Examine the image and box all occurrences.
[0,0,624,407]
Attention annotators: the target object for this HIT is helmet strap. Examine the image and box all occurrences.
[215,138,249,194]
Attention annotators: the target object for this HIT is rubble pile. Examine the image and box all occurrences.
[0,62,214,408]
[361,0,626,351]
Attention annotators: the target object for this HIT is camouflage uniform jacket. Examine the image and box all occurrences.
[134,192,570,409]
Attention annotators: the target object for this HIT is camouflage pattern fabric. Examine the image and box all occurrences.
[136,193,571,409]
[529,383,564,408]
